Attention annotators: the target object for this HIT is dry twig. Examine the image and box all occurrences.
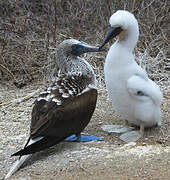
[0,89,40,107]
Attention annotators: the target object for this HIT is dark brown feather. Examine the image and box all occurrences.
[13,76,97,156]
[31,87,97,139]
[12,74,97,156]
[30,75,97,138]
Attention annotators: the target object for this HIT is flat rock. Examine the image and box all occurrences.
[101,125,133,133]
[119,130,142,143]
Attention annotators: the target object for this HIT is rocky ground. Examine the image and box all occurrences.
[0,81,170,180]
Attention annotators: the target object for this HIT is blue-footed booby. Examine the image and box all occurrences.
[5,39,102,179]
[99,10,163,142]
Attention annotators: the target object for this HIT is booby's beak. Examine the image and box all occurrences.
[99,27,123,49]
[71,42,105,56]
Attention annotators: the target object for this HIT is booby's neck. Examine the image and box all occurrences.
[106,26,139,67]
[56,52,96,84]
[57,53,75,72]
[118,26,139,52]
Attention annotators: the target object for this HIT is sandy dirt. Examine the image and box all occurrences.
[0,81,170,180]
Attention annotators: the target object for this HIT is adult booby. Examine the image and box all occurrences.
[5,39,102,179]
[99,10,163,142]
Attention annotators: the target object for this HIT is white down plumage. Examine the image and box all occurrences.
[100,10,163,141]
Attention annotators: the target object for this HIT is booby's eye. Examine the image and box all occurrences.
[137,91,145,96]
[71,44,80,56]
[71,44,77,50]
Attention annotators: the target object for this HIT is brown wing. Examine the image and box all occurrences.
[30,75,97,139]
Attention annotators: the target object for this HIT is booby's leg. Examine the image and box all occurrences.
[65,134,102,142]
[139,121,145,135]
[119,120,143,143]
[125,120,129,126]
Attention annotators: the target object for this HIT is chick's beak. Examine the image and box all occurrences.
[99,27,123,49]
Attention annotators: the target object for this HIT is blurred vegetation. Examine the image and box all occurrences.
[0,0,169,87]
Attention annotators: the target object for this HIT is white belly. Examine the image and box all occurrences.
[104,69,132,119]
[104,44,162,128]
[104,67,161,127]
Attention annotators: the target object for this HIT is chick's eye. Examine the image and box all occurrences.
[137,91,145,96]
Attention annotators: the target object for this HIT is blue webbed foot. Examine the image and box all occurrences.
[65,134,102,142]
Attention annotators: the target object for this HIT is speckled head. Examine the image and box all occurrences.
[58,39,102,57]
